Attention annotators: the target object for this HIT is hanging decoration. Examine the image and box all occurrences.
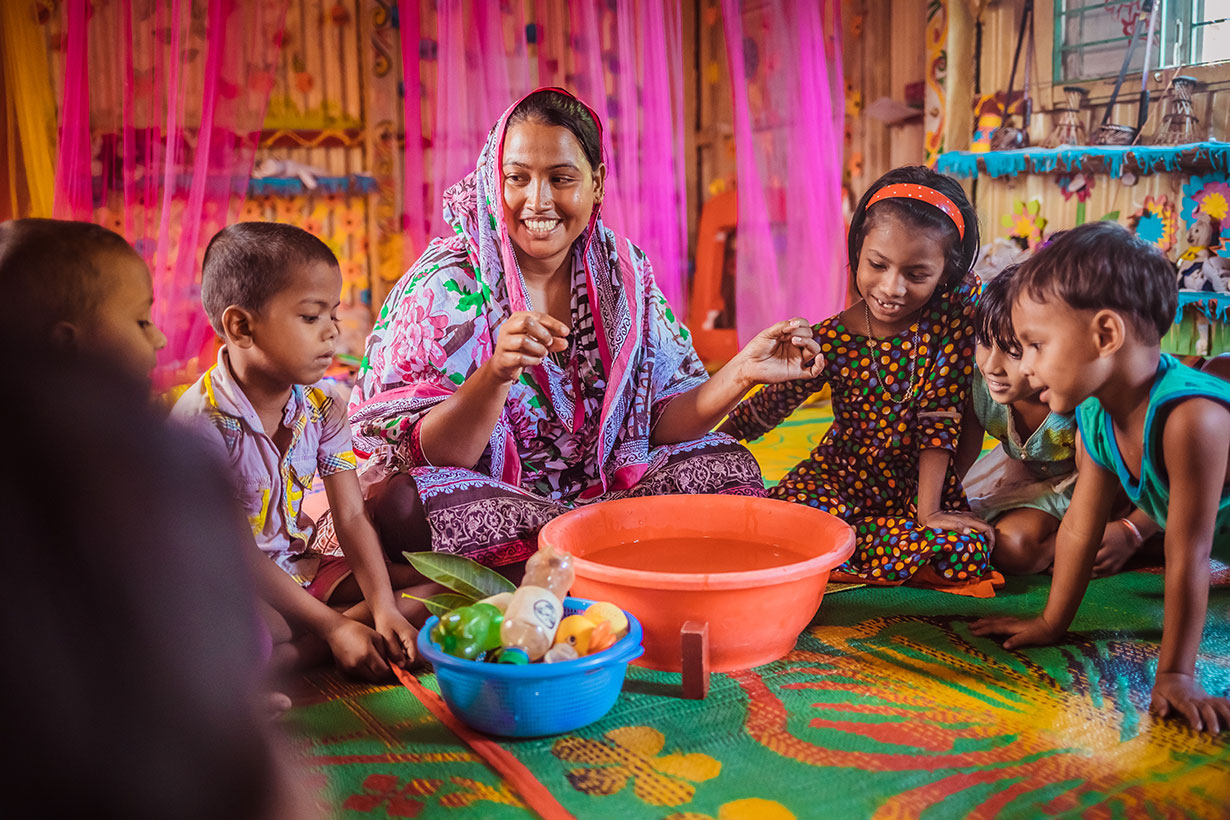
[970,94,1003,153]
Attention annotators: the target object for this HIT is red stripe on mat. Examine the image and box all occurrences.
[393,666,576,820]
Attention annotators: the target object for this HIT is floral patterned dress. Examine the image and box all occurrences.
[346,91,764,567]
[724,275,991,587]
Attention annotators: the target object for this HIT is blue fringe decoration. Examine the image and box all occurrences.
[1176,291,1230,324]
[247,175,377,196]
[937,142,1230,180]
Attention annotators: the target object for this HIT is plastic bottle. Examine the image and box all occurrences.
[499,544,575,660]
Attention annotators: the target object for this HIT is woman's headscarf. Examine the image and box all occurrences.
[348,88,704,497]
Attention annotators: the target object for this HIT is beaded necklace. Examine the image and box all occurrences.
[864,301,921,405]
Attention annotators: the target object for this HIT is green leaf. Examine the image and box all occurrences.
[1100,210,1120,222]
[401,591,475,618]
[403,551,517,599]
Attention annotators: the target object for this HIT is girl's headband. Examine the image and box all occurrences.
[866,183,966,240]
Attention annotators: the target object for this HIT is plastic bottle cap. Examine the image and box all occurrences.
[496,647,530,665]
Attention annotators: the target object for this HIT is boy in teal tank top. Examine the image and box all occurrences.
[972,222,1230,734]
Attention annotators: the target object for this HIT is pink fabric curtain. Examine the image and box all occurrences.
[53,0,288,389]
[721,0,846,343]
[401,0,688,308]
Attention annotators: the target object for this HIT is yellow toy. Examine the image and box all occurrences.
[552,601,629,656]
[585,602,629,640]
[554,614,600,655]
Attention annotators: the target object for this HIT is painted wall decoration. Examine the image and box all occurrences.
[1001,198,1046,249]
[1129,195,1179,253]
[1181,174,1230,259]
[923,0,947,167]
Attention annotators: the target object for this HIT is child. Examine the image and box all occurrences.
[958,267,1165,576]
[721,166,995,591]
[972,222,1230,734]
[0,218,167,383]
[3,337,317,820]
[173,222,431,680]
[956,266,1078,573]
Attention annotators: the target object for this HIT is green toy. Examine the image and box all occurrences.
[429,602,504,660]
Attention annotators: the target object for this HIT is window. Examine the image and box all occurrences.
[1055,1,1230,82]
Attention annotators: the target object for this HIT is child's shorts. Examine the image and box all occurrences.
[305,554,354,603]
[296,514,355,603]
[964,443,1075,523]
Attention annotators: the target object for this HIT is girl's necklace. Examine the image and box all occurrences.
[864,301,921,404]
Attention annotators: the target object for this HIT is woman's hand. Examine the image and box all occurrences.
[732,318,824,387]
[1151,672,1230,733]
[487,311,570,385]
[917,510,997,550]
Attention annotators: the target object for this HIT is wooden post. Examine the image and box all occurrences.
[681,620,710,700]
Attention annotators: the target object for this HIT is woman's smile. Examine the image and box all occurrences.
[522,217,562,238]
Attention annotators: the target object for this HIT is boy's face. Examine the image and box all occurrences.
[247,259,341,385]
[79,250,167,382]
[1012,291,1104,414]
[974,339,1038,405]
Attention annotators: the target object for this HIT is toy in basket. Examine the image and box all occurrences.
[409,544,643,737]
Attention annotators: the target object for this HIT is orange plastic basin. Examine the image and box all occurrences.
[538,494,855,673]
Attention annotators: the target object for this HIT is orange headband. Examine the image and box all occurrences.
[866,183,966,240]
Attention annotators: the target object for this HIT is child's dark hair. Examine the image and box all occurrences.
[0,218,137,336]
[1014,221,1177,343]
[1,337,294,820]
[508,89,603,171]
[201,222,338,335]
[848,166,980,290]
[974,266,1022,357]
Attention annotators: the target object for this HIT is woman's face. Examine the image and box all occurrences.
[501,120,605,276]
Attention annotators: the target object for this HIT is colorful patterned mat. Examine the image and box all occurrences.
[287,571,1230,819]
[285,397,1230,818]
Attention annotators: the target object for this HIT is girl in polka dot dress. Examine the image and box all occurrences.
[721,166,994,591]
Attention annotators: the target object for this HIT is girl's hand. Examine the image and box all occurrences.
[917,511,997,550]
[324,618,392,681]
[373,608,419,668]
[487,311,570,385]
[1152,672,1230,734]
[969,614,1063,649]
[733,318,824,386]
[1092,519,1142,577]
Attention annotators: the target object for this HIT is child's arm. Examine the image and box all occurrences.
[971,434,1119,645]
[916,448,995,543]
[1150,398,1230,733]
[323,468,418,666]
[1093,506,1160,576]
[953,394,986,480]
[245,538,394,680]
[913,281,992,541]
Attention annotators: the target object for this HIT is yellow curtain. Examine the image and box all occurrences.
[0,1,57,217]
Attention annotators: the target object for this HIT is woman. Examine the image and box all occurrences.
[349,88,822,566]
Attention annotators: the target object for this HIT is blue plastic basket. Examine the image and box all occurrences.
[416,596,644,737]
